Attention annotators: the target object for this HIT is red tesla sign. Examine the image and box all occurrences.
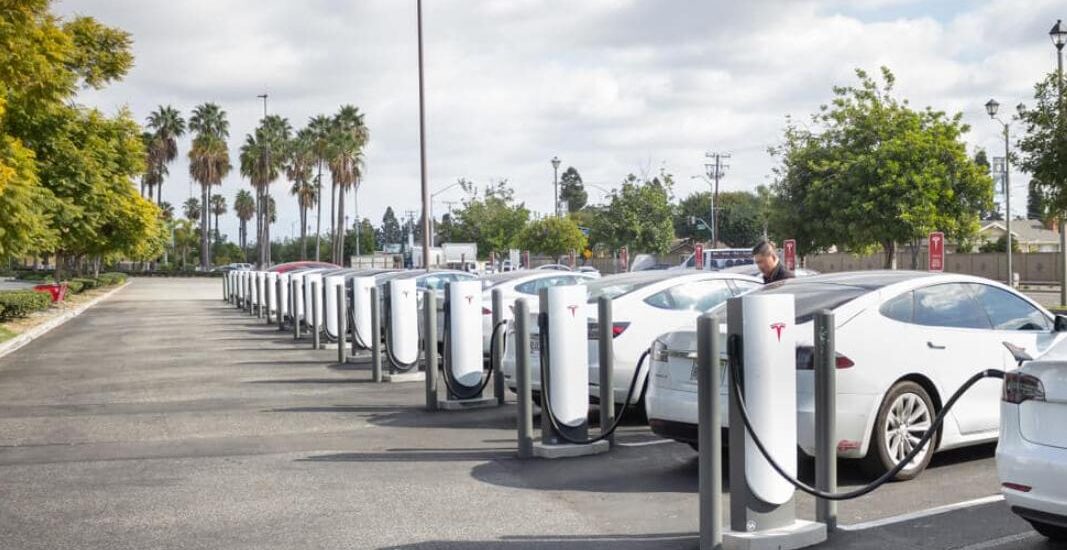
[694,244,704,270]
[783,239,796,271]
[929,232,944,272]
[619,247,629,272]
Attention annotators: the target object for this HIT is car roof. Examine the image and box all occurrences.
[482,269,590,287]
[770,270,936,290]
[389,269,472,280]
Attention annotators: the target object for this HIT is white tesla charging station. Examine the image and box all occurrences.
[291,273,306,326]
[725,294,825,549]
[303,272,323,329]
[276,272,290,322]
[324,275,346,340]
[351,276,376,350]
[385,279,419,368]
[235,272,245,305]
[266,272,278,317]
[446,280,483,390]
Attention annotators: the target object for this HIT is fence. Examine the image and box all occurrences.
[805,251,1064,284]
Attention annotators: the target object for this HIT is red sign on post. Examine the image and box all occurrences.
[783,239,797,271]
[619,247,629,273]
[929,232,944,272]
[694,244,704,270]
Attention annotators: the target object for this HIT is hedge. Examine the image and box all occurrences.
[97,272,127,285]
[66,281,84,294]
[71,277,99,291]
[0,290,52,321]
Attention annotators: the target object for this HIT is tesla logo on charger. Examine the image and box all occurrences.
[567,304,579,317]
[402,291,410,299]
[464,295,473,304]
[770,322,786,342]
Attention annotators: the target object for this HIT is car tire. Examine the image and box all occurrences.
[863,381,937,481]
[1030,520,1067,541]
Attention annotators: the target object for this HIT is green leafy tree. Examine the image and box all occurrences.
[769,68,993,267]
[1017,71,1067,223]
[287,128,317,260]
[233,189,254,257]
[516,216,588,258]
[674,190,763,247]
[588,172,675,254]
[343,218,377,259]
[189,103,231,271]
[447,180,530,259]
[559,166,587,213]
[974,150,1002,221]
[209,193,226,246]
[380,207,402,245]
[145,104,185,205]
[979,234,1021,253]
[327,105,368,264]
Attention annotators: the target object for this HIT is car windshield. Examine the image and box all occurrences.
[585,271,691,302]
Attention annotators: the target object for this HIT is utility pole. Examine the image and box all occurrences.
[417,0,432,272]
[704,152,729,247]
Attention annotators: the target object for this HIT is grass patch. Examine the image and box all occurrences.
[0,325,16,344]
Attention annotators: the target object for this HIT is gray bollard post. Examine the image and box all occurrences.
[698,313,723,549]
[311,280,321,350]
[246,275,253,313]
[277,277,285,330]
[265,276,274,325]
[222,273,228,302]
[492,289,506,405]
[292,279,301,340]
[514,298,533,458]
[257,276,264,319]
[598,296,616,445]
[371,286,382,383]
[815,310,837,532]
[337,284,348,364]
[424,290,438,410]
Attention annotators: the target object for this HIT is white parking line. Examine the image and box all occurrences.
[838,494,1004,531]
[955,531,1039,550]
[615,439,674,447]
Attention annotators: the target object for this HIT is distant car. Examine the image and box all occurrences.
[576,266,601,278]
[998,344,1067,541]
[269,260,339,273]
[536,264,572,271]
[646,271,1067,480]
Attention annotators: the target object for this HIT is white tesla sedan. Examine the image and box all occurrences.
[998,346,1067,541]
[501,270,761,404]
[645,271,1067,480]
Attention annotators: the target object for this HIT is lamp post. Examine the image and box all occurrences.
[417,0,432,272]
[985,98,1014,286]
[1051,19,1066,304]
[551,156,561,217]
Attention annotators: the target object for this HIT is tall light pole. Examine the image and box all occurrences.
[1051,19,1066,304]
[551,156,561,217]
[985,98,1014,286]
[417,0,432,271]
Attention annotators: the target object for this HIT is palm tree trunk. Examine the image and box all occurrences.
[200,184,209,270]
[300,205,308,260]
[265,187,272,266]
[315,163,323,262]
[335,185,346,265]
[157,183,162,207]
[329,182,336,251]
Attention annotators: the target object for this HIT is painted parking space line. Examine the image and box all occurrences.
[838,494,1004,531]
[955,531,1040,550]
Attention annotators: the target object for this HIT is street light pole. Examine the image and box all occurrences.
[551,156,561,217]
[986,98,1013,286]
[417,0,432,272]
[1051,19,1066,305]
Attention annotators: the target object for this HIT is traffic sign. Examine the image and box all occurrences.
[694,244,704,270]
[783,240,796,271]
[929,232,944,272]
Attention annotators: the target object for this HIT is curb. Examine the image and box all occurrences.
[0,281,131,362]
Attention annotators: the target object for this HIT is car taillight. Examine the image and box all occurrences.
[795,346,854,370]
[1002,372,1045,404]
[482,307,492,315]
[588,322,630,340]
[651,339,669,362]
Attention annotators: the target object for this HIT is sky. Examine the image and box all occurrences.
[56,0,1067,243]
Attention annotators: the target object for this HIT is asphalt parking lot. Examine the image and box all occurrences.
[0,278,1056,549]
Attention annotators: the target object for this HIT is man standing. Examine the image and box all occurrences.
[752,240,794,284]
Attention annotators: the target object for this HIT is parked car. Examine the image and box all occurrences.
[536,264,572,272]
[998,342,1067,541]
[645,271,1067,480]
[502,269,762,406]
[720,264,820,278]
[576,266,601,278]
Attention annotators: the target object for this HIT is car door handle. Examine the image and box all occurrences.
[927,341,946,350]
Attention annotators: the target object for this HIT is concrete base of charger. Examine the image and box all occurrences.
[382,371,425,383]
[723,520,826,550]
[437,396,498,410]
[531,439,609,459]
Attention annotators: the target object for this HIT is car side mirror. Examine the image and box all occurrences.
[1056,315,1067,332]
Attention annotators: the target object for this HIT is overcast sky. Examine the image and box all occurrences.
[57,0,1066,243]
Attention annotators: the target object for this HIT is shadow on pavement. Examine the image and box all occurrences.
[298,448,515,463]
[380,532,698,549]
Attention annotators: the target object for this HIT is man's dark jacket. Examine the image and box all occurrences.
[762,262,795,284]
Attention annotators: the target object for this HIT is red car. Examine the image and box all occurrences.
[267,261,339,273]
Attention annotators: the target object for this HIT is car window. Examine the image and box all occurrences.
[967,284,1050,331]
[644,280,733,311]
[880,291,914,323]
[913,283,991,329]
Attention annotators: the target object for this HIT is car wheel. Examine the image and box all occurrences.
[1030,520,1067,541]
[864,381,937,481]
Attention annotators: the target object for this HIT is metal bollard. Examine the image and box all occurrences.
[698,313,723,549]
[492,289,506,405]
[371,286,382,383]
[222,273,228,302]
[424,290,438,410]
[311,280,321,350]
[257,276,264,319]
[337,284,348,363]
[814,310,837,531]
[265,276,274,324]
[277,277,285,330]
[246,276,253,313]
[291,279,301,339]
[598,296,616,444]
[514,298,533,458]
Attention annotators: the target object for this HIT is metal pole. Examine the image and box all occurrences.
[222,273,227,301]
[337,284,347,364]
[1004,124,1013,287]
[277,277,285,330]
[311,280,321,350]
[698,314,723,549]
[554,163,559,218]
[265,276,273,324]
[424,290,438,410]
[292,279,301,340]
[598,296,616,445]
[814,310,838,531]
[416,0,432,273]
[371,286,382,383]
[256,276,263,319]
[514,298,533,458]
[492,289,506,405]
[1058,45,1066,306]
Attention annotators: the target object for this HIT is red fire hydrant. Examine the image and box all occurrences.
[33,282,68,303]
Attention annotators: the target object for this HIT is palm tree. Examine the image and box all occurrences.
[287,128,317,260]
[307,114,332,261]
[172,219,197,269]
[234,189,255,260]
[326,105,369,264]
[210,194,227,248]
[145,105,186,206]
[239,115,290,267]
[182,197,201,221]
[159,201,175,222]
[188,103,231,271]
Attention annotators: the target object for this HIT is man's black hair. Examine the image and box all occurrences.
[752,240,776,257]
